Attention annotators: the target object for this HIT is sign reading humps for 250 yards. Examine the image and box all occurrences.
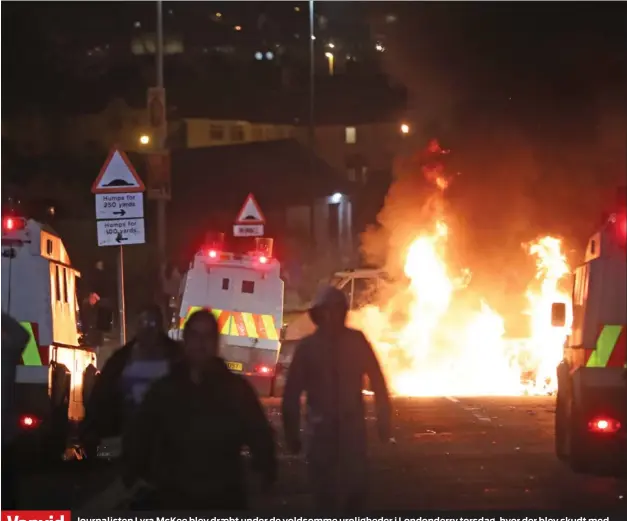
[95,193,144,220]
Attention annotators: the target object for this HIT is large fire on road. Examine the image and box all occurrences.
[351,141,573,397]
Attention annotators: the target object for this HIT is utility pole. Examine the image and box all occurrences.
[156,0,167,268]
[308,0,315,165]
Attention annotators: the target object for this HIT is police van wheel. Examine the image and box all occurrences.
[554,391,568,461]
[567,399,592,473]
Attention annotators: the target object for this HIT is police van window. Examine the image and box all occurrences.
[242,280,255,294]
[222,278,230,290]
[46,239,53,255]
[62,268,68,303]
[55,265,61,301]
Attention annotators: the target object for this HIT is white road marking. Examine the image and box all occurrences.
[446,396,492,423]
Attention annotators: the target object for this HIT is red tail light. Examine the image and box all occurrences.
[2,216,26,232]
[588,417,621,434]
[19,415,41,429]
[256,364,272,375]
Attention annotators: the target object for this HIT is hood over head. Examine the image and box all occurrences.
[308,285,349,328]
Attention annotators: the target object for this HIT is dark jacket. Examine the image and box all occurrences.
[123,358,277,509]
[282,326,392,459]
[89,268,112,300]
[81,336,181,444]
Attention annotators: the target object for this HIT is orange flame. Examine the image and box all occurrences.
[351,141,572,397]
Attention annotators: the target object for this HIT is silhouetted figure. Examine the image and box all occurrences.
[80,305,181,457]
[124,310,277,509]
[160,261,181,329]
[282,286,392,513]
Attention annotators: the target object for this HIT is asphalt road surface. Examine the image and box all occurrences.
[15,396,627,510]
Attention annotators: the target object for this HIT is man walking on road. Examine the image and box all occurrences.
[282,286,392,513]
[124,309,277,509]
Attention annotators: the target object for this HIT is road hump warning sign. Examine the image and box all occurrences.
[92,147,146,194]
[235,193,265,224]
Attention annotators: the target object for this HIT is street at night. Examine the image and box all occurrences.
[3,1,626,514]
[17,396,627,510]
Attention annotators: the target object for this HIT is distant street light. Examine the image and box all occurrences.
[139,134,151,145]
[330,192,343,204]
[325,52,334,76]
[400,123,410,135]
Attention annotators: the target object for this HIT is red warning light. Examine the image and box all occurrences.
[588,417,621,434]
[259,255,268,264]
[2,216,25,232]
[618,214,626,239]
[19,415,40,429]
[208,249,218,259]
[609,211,627,246]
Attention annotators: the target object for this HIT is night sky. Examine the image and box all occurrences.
[2,2,625,247]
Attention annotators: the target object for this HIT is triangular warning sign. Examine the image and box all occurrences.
[235,193,265,224]
[92,147,145,194]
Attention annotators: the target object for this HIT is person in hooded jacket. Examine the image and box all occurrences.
[282,286,392,513]
[123,309,277,509]
[80,304,182,457]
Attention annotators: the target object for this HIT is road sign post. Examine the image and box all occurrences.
[233,193,266,237]
[92,147,146,345]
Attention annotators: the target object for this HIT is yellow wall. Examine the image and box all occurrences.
[184,119,295,148]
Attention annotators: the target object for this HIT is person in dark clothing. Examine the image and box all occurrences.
[2,314,30,509]
[90,260,110,300]
[123,309,277,510]
[80,292,104,347]
[282,286,392,513]
[80,305,182,457]
[82,354,99,406]
[88,260,115,334]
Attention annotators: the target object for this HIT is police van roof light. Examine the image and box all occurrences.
[2,216,25,232]
[618,213,626,240]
